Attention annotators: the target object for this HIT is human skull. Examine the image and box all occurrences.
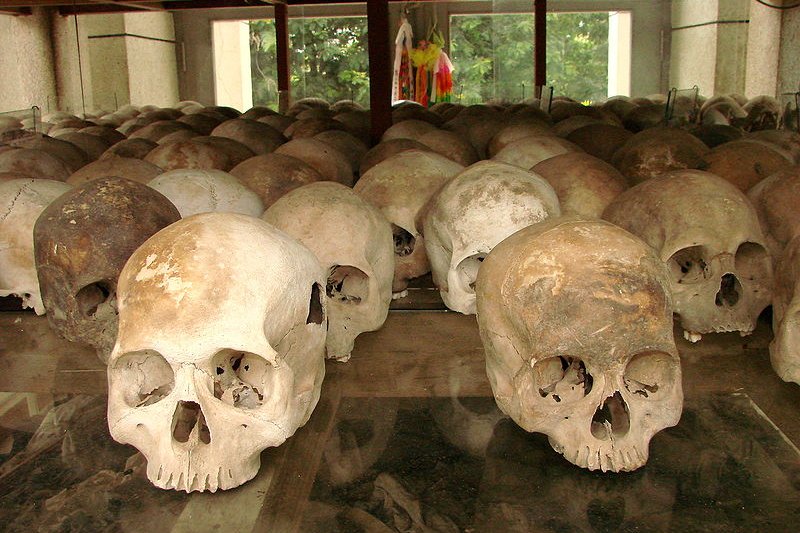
[34,177,180,361]
[475,217,682,472]
[354,150,464,294]
[424,161,561,314]
[747,165,800,267]
[0,178,71,313]
[771,235,800,384]
[263,182,394,361]
[603,170,773,342]
[532,152,628,219]
[148,169,264,218]
[107,212,327,492]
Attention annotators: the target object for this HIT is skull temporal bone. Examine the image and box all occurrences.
[603,170,773,340]
[424,160,561,314]
[107,213,327,492]
[475,218,683,472]
[263,181,394,361]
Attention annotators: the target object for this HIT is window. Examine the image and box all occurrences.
[450,11,628,104]
[248,16,369,109]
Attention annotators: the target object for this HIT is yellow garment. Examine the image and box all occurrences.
[409,43,441,69]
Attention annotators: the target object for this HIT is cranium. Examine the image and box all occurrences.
[263,181,394,361]
[424,160,561,314]
[0,178,71,313]
[475,217,682,472]
[148,169,264,218]
[107,212,327,492]
[34,177,180,361]
[603,170,773,342]
[354,150,464,294]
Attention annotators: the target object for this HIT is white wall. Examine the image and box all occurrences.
[0,9,57,113]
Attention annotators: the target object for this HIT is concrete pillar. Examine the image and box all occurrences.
[745,0,781,97]
[0,8,57,113]
[212,19,252,112]
[608,10,632,97]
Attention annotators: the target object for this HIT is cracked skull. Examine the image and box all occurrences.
[0,178,71,313]
[34,177,180,362]
[475,217,682,472]
[106,212,327,492]
[424,161,561,314]
[603,170,773,342]
[263,182,394,361]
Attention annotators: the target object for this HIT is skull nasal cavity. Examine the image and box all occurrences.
[391,224,415,257]
[172,401,211,444]
[715,273,741,307]
[590,392,630,440]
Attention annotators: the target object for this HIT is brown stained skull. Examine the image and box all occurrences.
[33,177,180,362]
[603,170,773,342]
[476,217,682,472]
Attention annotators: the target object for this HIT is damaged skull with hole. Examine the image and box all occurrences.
[603,170,773,343]
[354,150,464,296]
[423,161,561,314]
[33,177,180,362]
[263,182,394,361]
[107,212,327,492]
[475,218,683,472]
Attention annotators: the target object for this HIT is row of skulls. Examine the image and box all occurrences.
[0,93,799,493]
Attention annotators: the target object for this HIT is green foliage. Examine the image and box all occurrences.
[249,17,369,109]
[249,12,609,109]
[450,12,609,104]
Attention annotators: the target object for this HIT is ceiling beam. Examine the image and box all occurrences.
[0,7,33,15]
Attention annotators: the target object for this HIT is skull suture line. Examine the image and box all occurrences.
[603,170,773,342]
[0,178,71,313]
[107,212,327,492]
[475,218,683,472]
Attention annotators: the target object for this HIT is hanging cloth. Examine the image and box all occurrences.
[431,50,454,104]
[409,42,441,107]
[392,17,414,104]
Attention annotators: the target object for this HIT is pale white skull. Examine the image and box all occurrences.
[475,217,683,472]
[770,235,800,384]
[0,178,71,313]
[263,182,394,361]
[354,150,464,294]
[423,161,561,314]
[147,169,264,218]
[603,170,773,342]
[107,212,327,492]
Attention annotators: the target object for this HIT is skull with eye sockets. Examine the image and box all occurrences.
[106,212,327,492]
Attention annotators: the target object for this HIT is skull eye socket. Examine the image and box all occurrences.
[623,351,677,400]
[391,224,416,257]
[75,280,115,317]
[212,350,272,409]
[734,242,770,283]
[327,265,368,304]
[113,350,175,408]
[668,246,708,284]
[456,253,487,292]
[533,356,593,404]
[306,282,325,325]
